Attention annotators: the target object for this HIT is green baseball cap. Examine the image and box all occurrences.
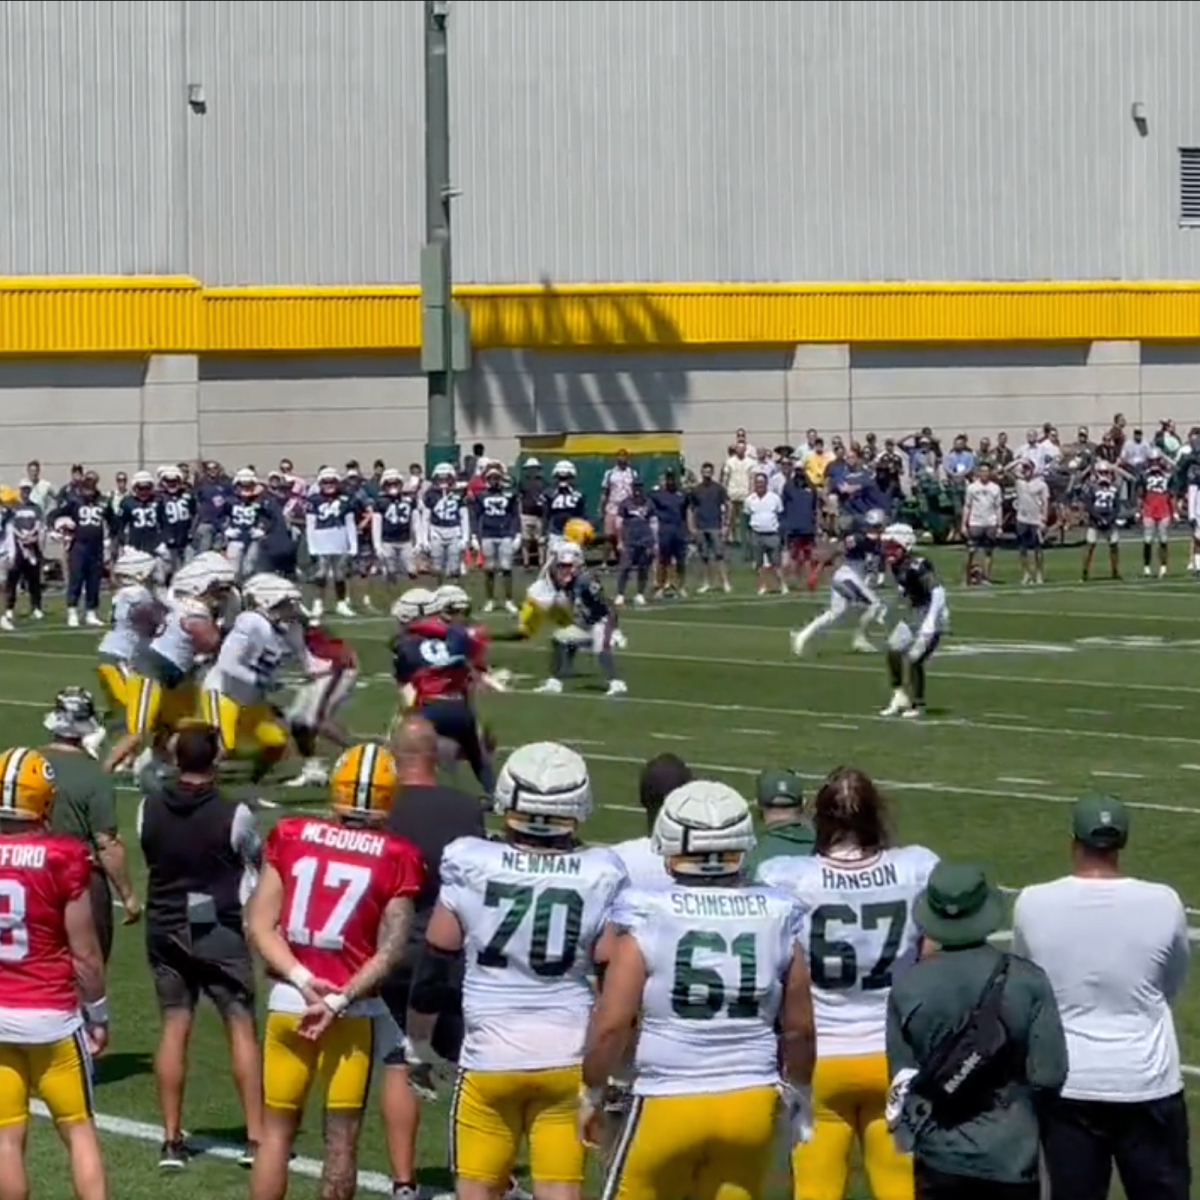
[1072,794,1129,850]
[915,862,1005,948]
[756,768,804,809]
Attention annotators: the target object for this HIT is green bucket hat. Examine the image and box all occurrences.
[916,862,1005,948]
[1071,794,1129,851]
[756,768,804,809]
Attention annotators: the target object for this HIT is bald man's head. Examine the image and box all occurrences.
[391,716,439,778]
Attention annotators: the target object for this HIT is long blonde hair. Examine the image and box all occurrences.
[812,766,893,856]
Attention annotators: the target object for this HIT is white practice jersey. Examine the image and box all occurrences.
[610,835,671,891]
[203,609,302,706]
[440,836,627,1072]
[147,598,210,675]
[612,882,802,1097]
[758,844,938,1056]
[98,583,153,661]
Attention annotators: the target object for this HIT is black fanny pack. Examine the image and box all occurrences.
[913,955,1012,1125]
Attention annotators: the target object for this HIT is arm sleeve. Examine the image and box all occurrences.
[231,803,264,868]
[1025,971,1069,1093]
[438,842,471,917]
[885,988,918,1074]
[1163,892,1191,1002]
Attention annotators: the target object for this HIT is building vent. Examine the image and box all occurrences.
[1181,148,1200,226]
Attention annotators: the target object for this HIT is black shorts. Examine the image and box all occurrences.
[146,922,256,1018]
[380,964,464,1067]
[966,526,997,550]
[1015,522,1043,551]
[419,698,488,777]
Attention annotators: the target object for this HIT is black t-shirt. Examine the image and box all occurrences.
[385,783,486,958]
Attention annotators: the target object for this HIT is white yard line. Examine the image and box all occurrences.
[1091,770,1145,780]
[997,776,1047,786]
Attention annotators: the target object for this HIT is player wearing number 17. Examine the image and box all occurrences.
[245,744,423,1200]
[756,767,937,1200]
[583,781,818,1200]
[0,748,111,1200]
[407,741,627,1200]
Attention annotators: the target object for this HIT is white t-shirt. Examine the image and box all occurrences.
[745,491,783,535]
[723,455,754,502]
[1012,875,1189,1102]
[964,480,1003,529]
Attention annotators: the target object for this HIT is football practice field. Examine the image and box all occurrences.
[9,544,1200,1199]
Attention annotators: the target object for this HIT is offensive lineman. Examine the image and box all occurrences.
[790,509,888,657]
[245,744,422,1200]
[583,780,817,1200]
[406,742,627,1200]
[94,548,158,746]
[757,767,937,1200]
[879,524,949,720]
[0,747,110,1200]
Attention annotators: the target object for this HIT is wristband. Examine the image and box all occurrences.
[85,997,109,1027]
[287,965,315,992]
[322,992,349,1016]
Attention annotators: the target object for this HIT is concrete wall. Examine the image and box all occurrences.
[3,343,1200,486]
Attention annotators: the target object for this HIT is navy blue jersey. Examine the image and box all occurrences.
[474,489,519,539]
[1084,482,1119,529]
[159,490,195,549]
[392,622,473,686]
[891,555,940,612]
[425,488,465,532]
[378,496,415,544]
[7,503,42,545]
[844,531,881,573]
[650,488,687,535]
[225,497,269,543]
[307,492,355,530]
[117,496,162,552]
[564,570,611,628]
[543,485,586,535]
[54,496,107,543]
[1185,449,1200,487]
[619,497,655,547]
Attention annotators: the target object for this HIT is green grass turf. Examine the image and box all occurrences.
[9,545,1200,1197]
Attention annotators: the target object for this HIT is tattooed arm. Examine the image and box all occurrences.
[340,895,414,1005]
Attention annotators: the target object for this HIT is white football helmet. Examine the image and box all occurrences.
[170,565,212,599]
[882,522,917,555]
[391,587,439,625]
[555,542,584,568]
[244,573,301,621]
[494,741,592,837]
[435,584,471,617]
[652,780,757,877]
[432,462,457,482]
[552,459,576,479]
[114,548,157,584]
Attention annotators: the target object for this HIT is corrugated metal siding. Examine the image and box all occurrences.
[0,0,181,275]
[185,0,425,285]
[9,0,1200,283]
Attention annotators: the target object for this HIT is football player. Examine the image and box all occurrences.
[1179,427,1200,573]
[1140,448,1175,578]
[1081,459,1122,582]
[306,467,358,620]
[156,465,195,582]
[53,470,108,629]
[94,548,158,745]
[202,573,309,790]
[790,509,888,658]
[879,523,948,720]
[225,469,272,583]
[509,519,593,642]
[757,767,937,1200]
[542,461,588,558]
[533,544,627,698]
[113,471,164,577]
[0,746,111,1200]
[245,744,422,1200]
[282,623,360,790]
[406,741,627,1200]
[370,469,419,604]
[583,780,817,1200]
[105,558,231,772]
[0,481,47,630]
[475,464,521,615]
[423,463,470,584]
[392,586,496,792]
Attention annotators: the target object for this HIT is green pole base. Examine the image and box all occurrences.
[424,442,461,476]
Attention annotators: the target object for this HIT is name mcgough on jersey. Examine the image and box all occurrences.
[757,844,938,1054]
[439,835,627,1072]
[610,882,803,1096]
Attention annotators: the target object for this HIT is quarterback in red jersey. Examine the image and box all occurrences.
[0,747,110,1200]
[245,743,422,1200]
[283,624,360,790]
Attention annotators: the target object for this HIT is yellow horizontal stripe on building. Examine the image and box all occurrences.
[4,278,1200,354]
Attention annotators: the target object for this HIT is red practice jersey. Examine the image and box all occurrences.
[304,626,358,671]
[265,816,423,989]
[401,617,487,702]
[0,833,91,1013]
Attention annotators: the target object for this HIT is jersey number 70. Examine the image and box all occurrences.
[476,881,584,979]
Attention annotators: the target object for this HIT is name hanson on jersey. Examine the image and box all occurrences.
[300,822,386,857]
[821,862,899,891]
[672,892,771,920]
[0,843,46,869]
[500,850,583,876]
